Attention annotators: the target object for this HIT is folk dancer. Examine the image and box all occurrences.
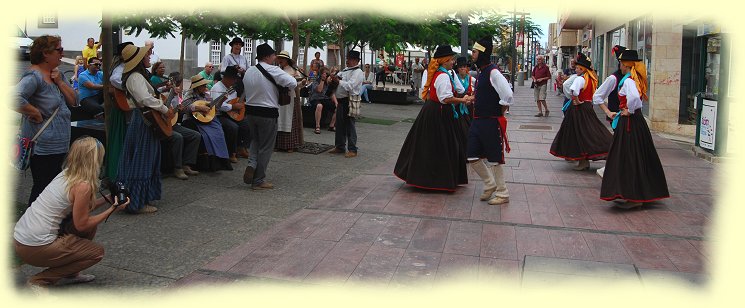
[592,45,627,178]
[328,50,365,158]
[600,49,669,209]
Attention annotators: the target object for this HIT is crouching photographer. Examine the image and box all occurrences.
[13,137,129,290]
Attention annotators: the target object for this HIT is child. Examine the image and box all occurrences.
[72,56,85,91]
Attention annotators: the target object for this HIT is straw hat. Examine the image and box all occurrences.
[122,44,152,73]
[277,50,294,65]
[189,75,210,90]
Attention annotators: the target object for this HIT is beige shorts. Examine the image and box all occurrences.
[534,84,547,101]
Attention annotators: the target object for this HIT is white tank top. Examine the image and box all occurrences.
[14,172,73,246]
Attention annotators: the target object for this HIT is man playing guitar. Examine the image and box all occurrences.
[211,66,249,163]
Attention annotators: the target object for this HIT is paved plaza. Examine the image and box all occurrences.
[13,73,715,292]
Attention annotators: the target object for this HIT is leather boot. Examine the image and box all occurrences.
[174,168,188,180]
[183,165,199,176]
[237,147,249,158]
[469,159,497,201]
[487,163,510,205]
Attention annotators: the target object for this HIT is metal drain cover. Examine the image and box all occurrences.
[518,125,553,130]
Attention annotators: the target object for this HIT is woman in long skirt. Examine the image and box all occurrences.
[118,44,173,214]
[394,45,473,191]
[600,50,669,209]
[275,51,306,152]
[181,75,232,172]
[550,53,612,171]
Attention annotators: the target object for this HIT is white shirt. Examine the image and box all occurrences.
[125,72,168,114]
[210,81,238,112]
[335,65,364,98]
[244,61,297,109]
[422,69,464,95]
[593,74,618,105]
[618,78,643,114]
[411,63,424,81]
[110,63,125,90]
[563,74,578,100]
[485,68,514,106]
[569,75,586,98]
[221,53,249,73]
[433,73,455,103]
[363,71,375,84]
[14,173,71,246]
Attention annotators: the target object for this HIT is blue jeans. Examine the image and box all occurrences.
[360,84,373,102]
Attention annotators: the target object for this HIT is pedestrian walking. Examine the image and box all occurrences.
[600,49,669,209]
[549,53,612,171]
[394,45,473,191]
[467,37,514,204]
[532,55,551,117]
[242,43,297,189]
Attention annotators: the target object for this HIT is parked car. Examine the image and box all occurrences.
[16,26,33,60]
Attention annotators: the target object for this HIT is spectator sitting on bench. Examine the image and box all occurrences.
[309,66,337,134]
[77,57,104,119]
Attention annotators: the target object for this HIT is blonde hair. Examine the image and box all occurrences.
[621,60,648,101]
[75,55,84,64]
[64,137,105,207]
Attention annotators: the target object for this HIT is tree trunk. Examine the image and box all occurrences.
[290,17,299,64]
[303,29,310,72]
[179,30,186,78]
[101,13,113,144]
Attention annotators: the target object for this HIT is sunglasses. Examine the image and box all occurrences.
[91,63,102,67]
[54,47,64,53]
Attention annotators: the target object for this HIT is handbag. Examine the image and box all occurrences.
[13,106,61,171]
[348,94,362,118]
[530,80,535,88]
[256,63,291,106]
[299,84,311,98]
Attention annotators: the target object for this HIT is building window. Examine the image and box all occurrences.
[243,38,253,58]
[38,13,58,29]
[210,41,222,67]
[298,49,305,68]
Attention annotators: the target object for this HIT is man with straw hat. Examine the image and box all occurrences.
[242,43,297,190]
[275,50,306,152]
[466,37,513,205]
[600,49,669,209]
[180,74,232,171]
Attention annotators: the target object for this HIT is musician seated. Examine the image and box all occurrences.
[77,57,105,119]
[163,72,201,179]
[149,61,171,94]
[210,66,250,163]
[180,75,232,172]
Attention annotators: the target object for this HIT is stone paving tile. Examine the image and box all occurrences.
[381,188,418,215]
[304,241,373,284]
[526,184,564,227]
[201,228,278,272]
[688,240,709,261]
[654,238,707,273]
[499,200,532,224]
[515,227,555,260]
[375,216,421,249]
[480,224,518,260]
[307,211,364,242]
[409,219,451,252]
[619,235,677,271]
[411,199,446,217]
[249,238,336,282]
[390,250,442,287]
[549,230,593,261]
[169,272,236,288]
[478,257,521,284]
[637,269,708,286]
[581,232,633,264]
[441,184,475,219]
[443,221,483,256]
[644,209,698,237]
[341,213,392,243]
[356,180,402,212]
[347,245,405,285]
[470,185,502,222]
[585,206,631,232]
[269,209,332,239]
[523,255,637,278]
[435,253,480,282]
[674,211,711,237]
[227,237,301,276]
[620,209,666,234]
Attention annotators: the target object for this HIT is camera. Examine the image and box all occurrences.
[101,178,130,207]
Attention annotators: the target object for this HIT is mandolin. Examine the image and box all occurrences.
[191,87,236,123]
[225,91,246,122]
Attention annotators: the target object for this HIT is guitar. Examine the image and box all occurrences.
[141,77,177,140]
[159,86,179,127]
[191,87,236,123]
[225,91,246,122]
[113,88,133,111]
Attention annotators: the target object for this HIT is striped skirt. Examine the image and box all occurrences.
[117,109,162,213]
[275,98,303,150]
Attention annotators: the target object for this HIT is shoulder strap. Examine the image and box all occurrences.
[256,63,281,90]
[30,106,61,142]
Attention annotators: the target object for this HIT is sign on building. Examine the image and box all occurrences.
[699,99,717,150]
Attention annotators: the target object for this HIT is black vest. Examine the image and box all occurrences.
[608,69,624,112]
[474,64,502,118]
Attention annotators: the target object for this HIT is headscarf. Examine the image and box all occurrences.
[620,60,648,101]
[421,55,455,100]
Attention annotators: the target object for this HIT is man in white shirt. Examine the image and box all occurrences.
[144,40,160,72]
[242,43,297,190]
[411,57,424,98]
[211,66,249,163]
[327,50,364,158]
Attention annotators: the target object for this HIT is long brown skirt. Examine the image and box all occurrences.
[275,98,304,150]
[550,102,613,161]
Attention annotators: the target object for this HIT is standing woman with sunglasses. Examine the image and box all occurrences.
[16,35,78,207]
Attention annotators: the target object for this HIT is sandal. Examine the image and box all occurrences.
[314,127,321,134]
[328,127,336,132]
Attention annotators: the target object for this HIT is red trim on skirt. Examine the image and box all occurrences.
[600,194,670,203]
[549,150,608,161]
[393,172,456,192]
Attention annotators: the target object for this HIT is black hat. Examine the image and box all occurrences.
[455,56,469,68]
[255,43,275,60]
[612,45,627,60]
[347,50,361,60]
[433,45,456,58]
[116,42,134,57]
[575,53,592,69]
[618,49,642,61]
[472,36,493,55]
[222,65,240,79]
[229,37,245,47]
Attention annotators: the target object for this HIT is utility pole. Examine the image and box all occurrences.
[460,11,469,58]
[507,7,529,89]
